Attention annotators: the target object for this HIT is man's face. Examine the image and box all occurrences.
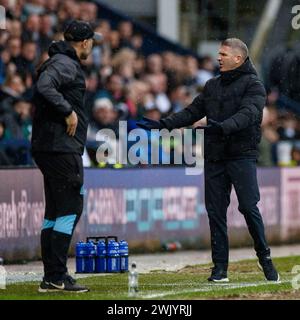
[218,45,242,72]
[8,38,21,57]
[94,107,117,125]
[108,75,122,93]
[11,76,25,94]
[80,38,94,60]
[14,101,31,120]
[22,43,37,61]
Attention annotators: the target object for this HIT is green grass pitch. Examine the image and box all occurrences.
[1,256,300,300]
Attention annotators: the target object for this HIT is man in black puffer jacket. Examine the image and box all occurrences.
[137,38,280,283]
[31,20,102,293]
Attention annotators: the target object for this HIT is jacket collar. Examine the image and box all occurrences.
[220,57,257,84]
[48,40,80,63]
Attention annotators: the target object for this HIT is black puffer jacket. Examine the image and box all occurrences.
[162,58,266,161]
[31,41,88,155]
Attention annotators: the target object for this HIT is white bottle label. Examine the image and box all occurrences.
[0,266,6,289]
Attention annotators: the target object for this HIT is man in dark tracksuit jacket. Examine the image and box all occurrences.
[31,20,102,293]
[137,38,280,283]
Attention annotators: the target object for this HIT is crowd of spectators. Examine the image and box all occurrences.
[0,0,216,167]
[1,0,300,167]
[260,42,300,167]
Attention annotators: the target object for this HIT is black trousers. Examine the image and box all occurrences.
[33,152,84,282]
[205,159,270,265]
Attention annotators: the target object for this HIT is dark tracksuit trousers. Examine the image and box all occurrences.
[205,158,270,266]
[33,153,84,282]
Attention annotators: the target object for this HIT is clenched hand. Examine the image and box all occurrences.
[65,111,78,136]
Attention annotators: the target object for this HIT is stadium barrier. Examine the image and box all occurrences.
[0,167,300,261]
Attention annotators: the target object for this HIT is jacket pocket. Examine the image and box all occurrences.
[204,135,227,161]
[227,126,257,155]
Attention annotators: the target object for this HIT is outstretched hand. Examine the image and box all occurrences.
[195,119,223,135]
[136,117,165,131]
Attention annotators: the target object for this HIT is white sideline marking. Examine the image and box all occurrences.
[141,280,289,299]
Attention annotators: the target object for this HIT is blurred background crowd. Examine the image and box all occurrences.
[0,0,300,168]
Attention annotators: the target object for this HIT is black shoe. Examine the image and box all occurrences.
[50,275,89,293]
[258,256,280,282]
[38,280,61,293]
[208,263,229,282]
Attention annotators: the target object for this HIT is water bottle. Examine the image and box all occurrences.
[128,262,138,297]
[107,239,120,272]
[75,241,86,273]
[84,241,96,273]
[95,240,107,273]
[0,257,6,289]
[119,240,129,272]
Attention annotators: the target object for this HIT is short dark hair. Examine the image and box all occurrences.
[221,38,248,60]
